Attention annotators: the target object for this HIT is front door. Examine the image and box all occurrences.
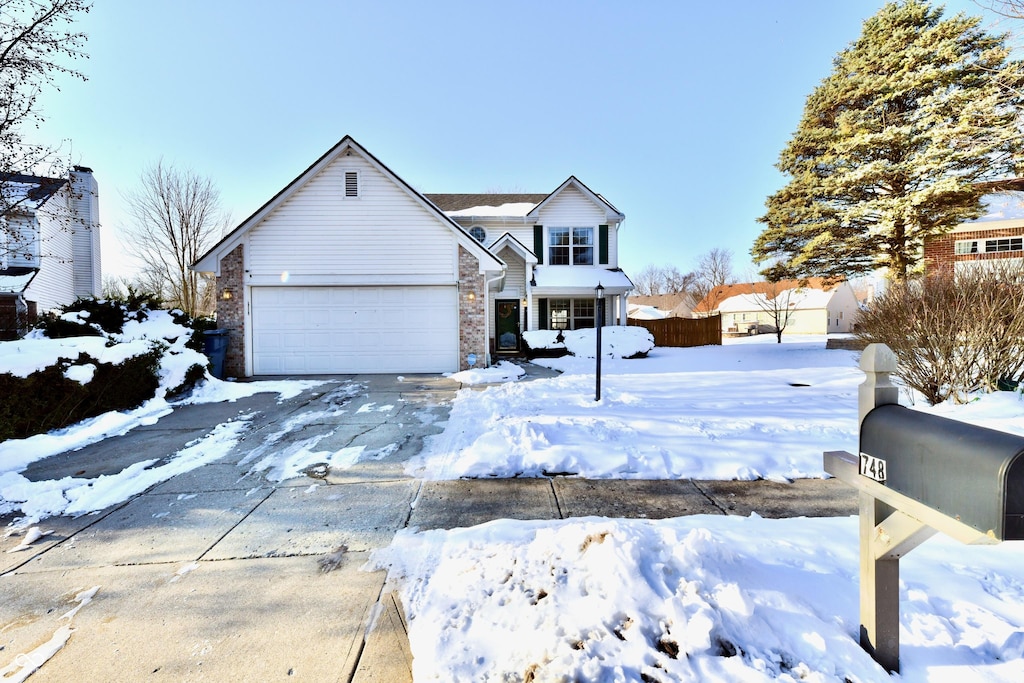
[495,300,521,352]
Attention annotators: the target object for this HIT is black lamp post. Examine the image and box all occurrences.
[595,282,605,402]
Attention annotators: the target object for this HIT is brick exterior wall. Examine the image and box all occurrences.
[216,244,246,378]
[924,226,1024,271]
[0,297,35,340]
[458,245,486,371]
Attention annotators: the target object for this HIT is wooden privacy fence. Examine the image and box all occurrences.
[627,314,722,348]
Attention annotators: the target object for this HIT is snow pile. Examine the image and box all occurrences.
[448,360,525,385]
[374,515,1024,682]
[522,326,654,359]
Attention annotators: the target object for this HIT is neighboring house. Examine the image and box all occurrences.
[923,178,1024,272]
[191,136,633,377]
[627,303,669,320]
[0,167,101,338]
[627,293,694,319]
[697,279,859,336]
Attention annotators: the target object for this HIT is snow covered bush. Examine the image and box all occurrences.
[0,297,210,440]
[523,327,654,360]
[855,264,1024,405]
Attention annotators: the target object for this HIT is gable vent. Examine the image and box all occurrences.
[344,171,359,197]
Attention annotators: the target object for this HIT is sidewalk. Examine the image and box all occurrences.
[0,375,858,682]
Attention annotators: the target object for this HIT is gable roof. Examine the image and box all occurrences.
[192,136,505,274]
[489,232,538,264]
[695,278,839,314]
[526,176,624,222]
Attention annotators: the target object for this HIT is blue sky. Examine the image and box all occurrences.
[35,0,1008,280]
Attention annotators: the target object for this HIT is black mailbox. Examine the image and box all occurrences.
[860,404,1024,541]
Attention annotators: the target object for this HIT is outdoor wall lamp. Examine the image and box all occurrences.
[222,287,234,301]
[466,291,476,302]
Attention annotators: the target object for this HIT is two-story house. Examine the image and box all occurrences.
[425,181,632,355]
[0,167,101,338]
[192,136,632,377]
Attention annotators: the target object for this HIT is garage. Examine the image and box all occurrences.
[250,286,459,375]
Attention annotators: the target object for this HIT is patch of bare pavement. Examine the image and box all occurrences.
[0,373,857,682]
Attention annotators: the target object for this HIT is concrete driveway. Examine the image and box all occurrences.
[0,370,857,682]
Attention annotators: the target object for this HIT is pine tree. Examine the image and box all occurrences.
[753,0,1024,282]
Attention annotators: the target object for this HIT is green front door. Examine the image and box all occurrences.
[495,300,520,352]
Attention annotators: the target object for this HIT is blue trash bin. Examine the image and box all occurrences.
[203,329,230,379]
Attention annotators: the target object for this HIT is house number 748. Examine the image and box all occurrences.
[859,452,887,483]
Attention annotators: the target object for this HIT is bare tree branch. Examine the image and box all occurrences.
[0,1,90,257]
[121,161,226,317]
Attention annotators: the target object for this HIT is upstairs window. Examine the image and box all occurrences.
[344,170,359,198]
[469,226,487,243]
[549,227,594,265]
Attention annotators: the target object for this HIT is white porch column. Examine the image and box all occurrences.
[618,294,629,325]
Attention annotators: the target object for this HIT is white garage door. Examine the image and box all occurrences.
[251,286,458,374]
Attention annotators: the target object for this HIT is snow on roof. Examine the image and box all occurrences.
[0,273,34,292]
[533,267,633,290]
[627,304,669,320]
[717,287,834,313]
[446,202,537,218]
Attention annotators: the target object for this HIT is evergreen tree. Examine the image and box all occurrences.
[753,0,1024,282]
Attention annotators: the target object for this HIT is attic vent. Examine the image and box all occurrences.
[344,171,359,197]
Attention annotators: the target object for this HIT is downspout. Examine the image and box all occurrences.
[484,269,506,366]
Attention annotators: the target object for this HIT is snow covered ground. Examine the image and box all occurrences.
[379,335,1024,682]
[5,330,1024,681]
[0,310,328,523]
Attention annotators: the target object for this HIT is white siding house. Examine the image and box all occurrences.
[0,168,101,337]
[427,177,632,355]
[193,137,633,376]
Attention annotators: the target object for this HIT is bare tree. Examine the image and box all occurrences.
[121,161,226,317]
[633,263,696,296]
[752,280,797,344]
[691,248,736,314]
[974,1,1024,17]
[1,1,90,232]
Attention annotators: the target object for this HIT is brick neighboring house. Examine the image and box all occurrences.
[0,168,101,338]
[923,178,1024,272]
[192,136,632,377]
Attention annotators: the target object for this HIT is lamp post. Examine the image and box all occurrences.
[595,282,605,402]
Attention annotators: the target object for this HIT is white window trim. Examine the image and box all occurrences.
[549,297,596,330]
[469,225,487,244]
[955,237,1024,255]
[548,226,595,266]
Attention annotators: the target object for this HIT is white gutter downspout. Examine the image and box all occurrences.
[483,269,506,367]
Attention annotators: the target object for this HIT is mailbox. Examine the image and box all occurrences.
[860,404,1024,542]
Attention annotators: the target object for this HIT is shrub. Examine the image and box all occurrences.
[0,293,210,439]
[0,349,162,441]
[855,263,1024,405]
